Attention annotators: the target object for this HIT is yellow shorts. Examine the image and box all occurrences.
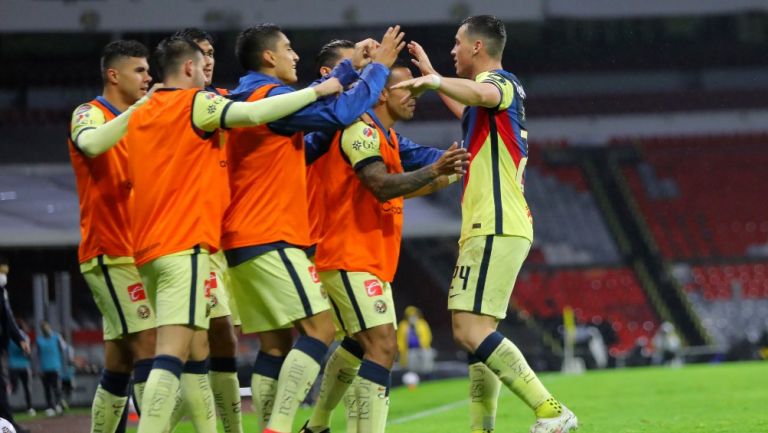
[81,256,156,340]
[320,270,397,335]
[448,235,531,320]
[139,247,211,329]
[228,247,330,334]
[207,250,241,326]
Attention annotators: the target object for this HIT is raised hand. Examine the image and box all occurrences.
[432,142,469,176]
[353,38,379,70]
[314,77,343,97]
[408,41,437,76]
[370,25,406,68]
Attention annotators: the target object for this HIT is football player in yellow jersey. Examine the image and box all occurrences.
[393,15,578,433]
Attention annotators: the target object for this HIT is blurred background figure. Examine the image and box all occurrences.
[397,306,435,379]
[36,321,64,417]
[0,256,31,433]
[652,322,683,367]
[8,321,35,416]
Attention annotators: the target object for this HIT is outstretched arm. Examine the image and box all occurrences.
[392,74,501,109]
[407,41,465,118]
[72,84,162,157]
[193,78,343,132]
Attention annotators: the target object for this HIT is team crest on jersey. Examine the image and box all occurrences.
[75,104,92,115]
[127,283,147,302]
[363,127,375,138]
[137,305,151,319]
[374,299,387,314]
[364,279,383,297]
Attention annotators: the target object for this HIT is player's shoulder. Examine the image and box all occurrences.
[476,70,513,87]
[345,120,379,140]
[70,101,107,129]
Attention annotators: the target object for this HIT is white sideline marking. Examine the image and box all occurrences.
[387,399,469,425]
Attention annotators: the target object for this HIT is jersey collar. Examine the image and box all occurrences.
[95,96,123,116]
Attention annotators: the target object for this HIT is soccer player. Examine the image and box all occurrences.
[305,63,468,433]
[124,36,341,433]
[302,44,449,433]
[68,39,158,433]
[221,24,404,433]
[171,27,243,433]
[392,15,578,433]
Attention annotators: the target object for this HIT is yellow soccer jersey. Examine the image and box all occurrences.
[341,120,384,168]
[191,91,232,132]
[460,69,533,244]
[70,102,108,141]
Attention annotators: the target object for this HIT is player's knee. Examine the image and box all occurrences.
[300,312,336,345]
[130,328,157,359]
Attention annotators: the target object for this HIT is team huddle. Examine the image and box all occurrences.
[70,14,577,433]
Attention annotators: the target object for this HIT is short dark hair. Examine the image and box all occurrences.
[235,24,284,72]
[386,59,412,86]
[461,15,506,58]
[100,40,149,81]
[153,36,203,80]
[315,39,355,77]
[173,28,214,45]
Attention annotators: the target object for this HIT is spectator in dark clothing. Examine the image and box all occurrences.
[0,256,31,433]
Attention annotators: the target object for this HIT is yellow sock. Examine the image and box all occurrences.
[353,376,389,433]
[266,337,326,433]
[210,370,243,433]
[479,334,558,417]
[163,390,184,433]
[136,360,182,433]
[308,344,361,430]
[251,352,285,432]
[468,360,501,432]
[133,382,146,412]
[180,371,217,432]
[90,385,128,433]
[342,376,361,433]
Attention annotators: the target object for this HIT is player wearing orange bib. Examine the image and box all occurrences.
[393,15,577,433]
[222,24,403,433]
[68,40,157,433]
[163,27,244,433]
[301,64,468,433]
[125,36,341,433]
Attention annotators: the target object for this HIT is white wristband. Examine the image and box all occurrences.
[429,74,441,89]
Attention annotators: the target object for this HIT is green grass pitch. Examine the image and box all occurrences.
[132,361,768,432]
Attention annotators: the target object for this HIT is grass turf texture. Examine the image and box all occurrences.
[129,361,768,433]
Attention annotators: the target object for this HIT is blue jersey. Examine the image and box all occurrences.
[7,339,29,370]
[229,60,388,135]
[36,332,63,373]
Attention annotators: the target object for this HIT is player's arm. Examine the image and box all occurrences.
[407,40,465,118]
[266,26,405,133]
[395,132,459,198]
[71,93,153,157]
[264,62,389,133]
[393,74,501,108]
[343,123,468,202]
[304,129,335,165]
[193,78,342,132]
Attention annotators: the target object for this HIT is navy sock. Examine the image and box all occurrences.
[210,356,237,373]
[294,335,329,364]
[252,352,286,380]
[474,331,505,364]
[100,369,132,397]
[152,355,184,379]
